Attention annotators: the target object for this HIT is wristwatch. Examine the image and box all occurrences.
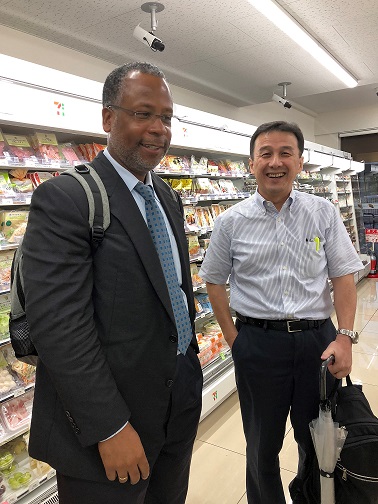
[336,328,359,344]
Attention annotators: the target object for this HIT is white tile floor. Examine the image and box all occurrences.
[186,278,378,504]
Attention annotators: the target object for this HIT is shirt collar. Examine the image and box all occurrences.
[253,188,295,214]
[103,148,153,192]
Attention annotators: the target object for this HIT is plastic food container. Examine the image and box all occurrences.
[7,470,32,490]
[1,391,33,432]
[0,450,14,471]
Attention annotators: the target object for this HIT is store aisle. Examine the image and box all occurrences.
[186,278,378,504]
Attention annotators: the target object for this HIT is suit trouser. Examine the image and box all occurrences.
[232,318,336,504]
[56,346,203,504]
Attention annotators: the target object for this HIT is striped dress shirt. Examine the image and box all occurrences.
[199,189,363,320]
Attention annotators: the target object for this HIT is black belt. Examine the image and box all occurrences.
[236,312,327,333]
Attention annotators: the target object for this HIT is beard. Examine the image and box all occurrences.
[109,139,169,178]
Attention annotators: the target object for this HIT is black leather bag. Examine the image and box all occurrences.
[301,369,378,504]
[332,375,378,504]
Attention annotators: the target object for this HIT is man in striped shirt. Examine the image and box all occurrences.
[200,121,363,504]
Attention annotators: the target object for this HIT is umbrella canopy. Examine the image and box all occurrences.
[309,356,348,504]
[310,406,348,504]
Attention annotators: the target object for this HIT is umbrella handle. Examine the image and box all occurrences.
[320,354,335,402]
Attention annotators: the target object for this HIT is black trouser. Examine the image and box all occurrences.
[57,347,203,504]
[232,318,336,504]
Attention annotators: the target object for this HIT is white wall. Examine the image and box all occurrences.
[316,105,378,136]
[235,102,316,142]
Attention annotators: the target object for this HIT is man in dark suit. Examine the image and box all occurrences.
[22,61,203,504]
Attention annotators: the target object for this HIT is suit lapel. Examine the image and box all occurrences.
[91,153,175,325]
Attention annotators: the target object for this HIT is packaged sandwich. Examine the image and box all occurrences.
[0,251,13,290]
[3,135,37,163]
[30,132,60,162]
[58,143,81,165]
[0,130,5,158]
[184,206,199,232]
[187,235,201,261]
[0,172,16,199]
[0,209,29,244]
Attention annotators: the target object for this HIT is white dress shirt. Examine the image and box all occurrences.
[200,189,363,320]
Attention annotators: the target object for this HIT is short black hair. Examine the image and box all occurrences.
[250,121,304,158]
[102,62,167,107]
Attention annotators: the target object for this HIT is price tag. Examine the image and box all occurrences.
[0,158,9,166]
[13,387,25,398]
[220,352,226,360]
[1,198,13,205]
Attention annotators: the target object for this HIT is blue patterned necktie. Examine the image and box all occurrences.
[134,182,193,354]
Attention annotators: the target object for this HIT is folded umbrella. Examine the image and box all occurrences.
[309,356,348,504]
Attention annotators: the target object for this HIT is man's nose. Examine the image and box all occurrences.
[269,154,282,167]
[147,115,169,134]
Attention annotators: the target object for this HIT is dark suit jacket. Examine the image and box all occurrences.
[23,152,198,482]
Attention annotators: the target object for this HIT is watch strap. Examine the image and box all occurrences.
[336,328,359,344]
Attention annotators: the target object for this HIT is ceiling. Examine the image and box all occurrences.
[0,0,378,115]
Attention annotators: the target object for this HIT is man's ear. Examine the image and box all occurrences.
[249,157,254,175]
[297,156,304,174]
[102,107,112,133]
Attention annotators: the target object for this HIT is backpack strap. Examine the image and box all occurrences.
[62,163,110,247]
[10,242,26,316]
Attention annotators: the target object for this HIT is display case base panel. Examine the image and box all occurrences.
[200,365,236,421]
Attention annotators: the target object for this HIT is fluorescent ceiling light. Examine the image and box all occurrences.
[0,54,103,101]
[247,0,358,88]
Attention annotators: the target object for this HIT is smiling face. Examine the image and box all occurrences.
[102,71,173,181]
[249,130,304,210]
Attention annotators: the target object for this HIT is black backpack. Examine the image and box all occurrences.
[9,163,110,366]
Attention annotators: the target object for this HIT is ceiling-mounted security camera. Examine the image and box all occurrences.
[272,81,292,109]
[133,2,165,52]
[272,93,292,109]
[133,24,165,52]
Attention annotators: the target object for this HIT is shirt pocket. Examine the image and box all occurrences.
[300,240,325,278]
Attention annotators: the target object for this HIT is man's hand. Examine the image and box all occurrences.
[321,333,352,378]
[98,423,150,484]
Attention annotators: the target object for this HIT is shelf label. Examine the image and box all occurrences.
[1,199,13,205]
[13,387,25,398]
[212,390,218,401]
